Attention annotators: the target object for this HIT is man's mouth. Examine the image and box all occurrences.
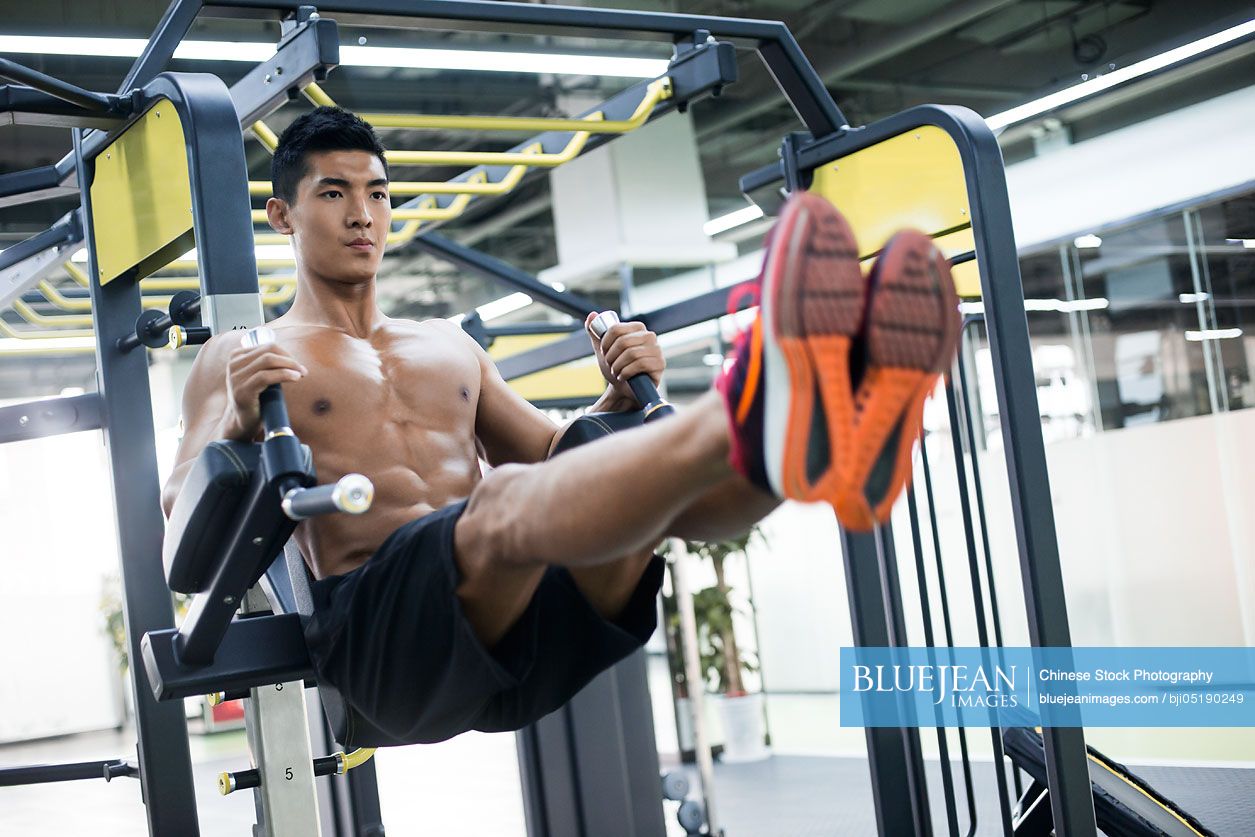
[347,238,374,250]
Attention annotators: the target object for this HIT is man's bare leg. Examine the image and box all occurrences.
[563,462,779,621]
[565,546,659,623]
[454,388,769,644]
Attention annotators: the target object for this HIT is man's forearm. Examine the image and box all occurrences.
[587,384,635,415]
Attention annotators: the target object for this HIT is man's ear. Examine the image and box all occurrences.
[266,196,293,235]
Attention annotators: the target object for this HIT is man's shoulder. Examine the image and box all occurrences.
[193,329,247,369]
[384,315,476,347]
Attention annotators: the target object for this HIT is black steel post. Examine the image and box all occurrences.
[841,527,934,837]
[518,649,665,837]
[938,107,1097,837]
[75,127,202,836]
[0,58,123,113]
[412,232,597,319]
[119,0,205,94]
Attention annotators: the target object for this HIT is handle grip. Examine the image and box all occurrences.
[589,311,675,422]
[282,473,374,521]
[242,327,293,438]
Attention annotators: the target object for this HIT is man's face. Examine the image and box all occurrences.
[267,149,391,285]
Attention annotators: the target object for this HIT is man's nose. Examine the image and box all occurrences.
[346,195,372,227]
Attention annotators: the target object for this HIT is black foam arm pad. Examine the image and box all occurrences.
[550,410,646,457]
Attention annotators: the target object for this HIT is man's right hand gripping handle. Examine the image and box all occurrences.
[220,331,308,441]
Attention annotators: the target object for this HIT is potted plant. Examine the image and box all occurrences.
[662,529,770,763]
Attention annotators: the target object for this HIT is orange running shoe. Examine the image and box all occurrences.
[833,230,960,530]
[716,192,863,500]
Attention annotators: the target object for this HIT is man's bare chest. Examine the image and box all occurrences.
[273,328,481,435]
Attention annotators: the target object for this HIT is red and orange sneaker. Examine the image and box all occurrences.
[836,230,960,530]
[717,192,865,502]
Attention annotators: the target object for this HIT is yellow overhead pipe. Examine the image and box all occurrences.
[63,261,90,288]
[391,191,475,221]
[301,82,336,108]
[384,128,592,168]
[245,78,669,249]
[389,159,531,195]
[251,120,279,152]
[37,280,95,312]
[304,78,671,135]
[7,282,296,340]
[138,275,295,291]
[253,223,419,248]
[12,299,94,328]
[65,262,297,289]
[248,156,531,198]
[0,317,93,340]
[248,189,474,225]
[15,282,294,328]
[248,114,592,168]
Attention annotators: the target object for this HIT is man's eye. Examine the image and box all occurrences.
[321,190,341,198]
[372,192,388,200]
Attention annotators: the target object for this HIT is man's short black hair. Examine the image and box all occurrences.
[271,106,388,203]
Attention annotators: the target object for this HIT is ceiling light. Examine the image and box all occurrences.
[1073,234,1102,249]
[0,35,667,77]
[705,204,764,236]
[341,45,666,77]
[0,335,96,352]
[477,292,532,321]
[1224,238,1255,248]
[1186,328,1242,341]
[1179,292,1210,303]
[986,18,1255,130]
[702,352,724,366]
[961,297,1109,314]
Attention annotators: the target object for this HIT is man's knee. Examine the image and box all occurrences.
[453,464,548,647]
[568,545,658,621]
[455,463,535,576]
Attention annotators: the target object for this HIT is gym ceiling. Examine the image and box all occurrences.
[1,0,1252,339]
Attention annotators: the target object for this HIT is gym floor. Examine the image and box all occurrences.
[7,713,1254,836]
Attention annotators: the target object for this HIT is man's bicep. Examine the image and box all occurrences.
[171,337,234,468]
[429,318,559,465]
[474,352,560,466]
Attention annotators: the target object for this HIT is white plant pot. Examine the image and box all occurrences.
[714,692,770,763]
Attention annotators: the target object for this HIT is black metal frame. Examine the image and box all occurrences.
[75,114,203,833]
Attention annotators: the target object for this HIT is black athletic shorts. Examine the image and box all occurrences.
[303,499,664,747]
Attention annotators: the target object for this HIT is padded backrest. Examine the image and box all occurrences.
[164,441,260,594]
[164,440,313,595]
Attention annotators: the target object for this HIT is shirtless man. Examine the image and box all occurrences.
[162,107,959,746]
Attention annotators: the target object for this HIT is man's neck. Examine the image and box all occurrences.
[283,270,384,338]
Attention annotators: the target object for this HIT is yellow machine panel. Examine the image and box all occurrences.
[811,125,979,297]
[488,332,606,403]
[932,227,981,299]
[89,99,195,285]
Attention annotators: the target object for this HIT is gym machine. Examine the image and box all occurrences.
[5,0,1213,835]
